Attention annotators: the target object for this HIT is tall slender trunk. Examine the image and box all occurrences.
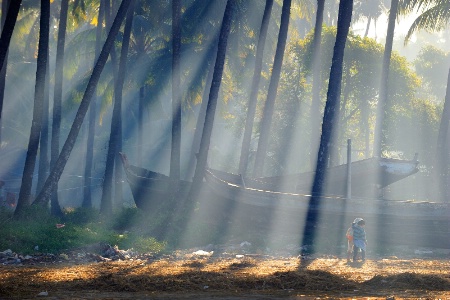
[83,0,104,208]
[33,0,133,207]
[303,0,354,249]
[190,0,235,195]
[0,0,21,72]
[101,0,135,214]
[309,0,326,170]
[364,16,371,37]
[373,0,399,157]
[0,0,11,145]
[100,0,120,214]
[37,56,50,194]
[15,0,50,216]
[238,0,273,176]
[253,0,292,177]
[50,0,69,217]
[436,68,450,202]
[137,85,144,165]
[187,40,217,181]
[170,0,181,185]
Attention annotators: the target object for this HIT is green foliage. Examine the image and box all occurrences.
[414,45,450,101]
[0,207,166,255]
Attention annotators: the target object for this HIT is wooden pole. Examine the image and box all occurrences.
[346,139,352,200]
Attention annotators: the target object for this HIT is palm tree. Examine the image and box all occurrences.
[399,0,450,42]
[309,0,325,169]
[436,69,450,201]
[49,0,70,217]
[253,0,292,177]
[170,0,181,185]
[303,0,354,248]
[0,0,11,144]
[15,0,50,216]
[33,0,134,207]
[100,0,120,214]
[353,0,387,37]
[238,0,274,176]
[100,0,136,215]
[0,0,22,72]
[83,0,105,208]
[190,0,236,196]
[373,0,400,157]
[399,0,450,202]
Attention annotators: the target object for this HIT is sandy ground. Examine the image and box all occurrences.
[1,252,450,299]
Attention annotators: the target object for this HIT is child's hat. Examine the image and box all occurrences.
[353,217,364,224]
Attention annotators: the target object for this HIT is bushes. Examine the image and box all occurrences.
[0,206,166,255]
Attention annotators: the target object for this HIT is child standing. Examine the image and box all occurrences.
[345,224,354,262]
[352,218,367,262]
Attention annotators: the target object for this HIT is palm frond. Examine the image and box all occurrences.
[398,0,447,15]
[404,2,450,42]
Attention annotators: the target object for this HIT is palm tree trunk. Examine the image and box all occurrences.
[309,0,326,170]
[238,0,274,176]
[364,16,372,37]
[436,68,450,202]
[253,0,292,177]
[0,0,21,72]
[83,0,105,208]
[0,0,11,145]
[170,0,181,185]
[15,0,50,216]
[101,0,135,215]
[137,85,144,165]
[373,0,399,157]
[187,43,216,181]
[37,55,50,194]
[33,0,133,207]
[190,0,235,196]
[50,0,69,217]
[100,0,120,214]
[303,0,354,249]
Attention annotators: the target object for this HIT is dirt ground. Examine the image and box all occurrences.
[2,251,450,300]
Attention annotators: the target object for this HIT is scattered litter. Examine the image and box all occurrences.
[37,291,48,296]
[192,250,213,256]
[0,249,12,256]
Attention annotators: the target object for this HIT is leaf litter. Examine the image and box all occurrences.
[1,246,450,299]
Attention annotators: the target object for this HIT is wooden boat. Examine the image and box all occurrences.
[121,153,450,249]
[119,153,191,210]
[205,156,420,200]
[203,157,450,250]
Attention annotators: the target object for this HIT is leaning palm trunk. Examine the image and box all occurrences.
[101,0,136,215]
[0,0,21,72]
[253,0,292,177]
[190,0,235,198]
[238,0,274,176]
[33,0,134,207]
